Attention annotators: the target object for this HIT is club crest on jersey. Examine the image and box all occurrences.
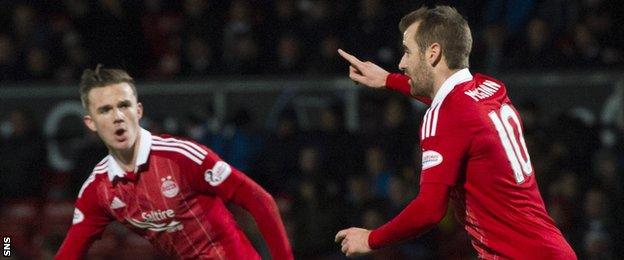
[422,150,443,170]
[204,161,232,186]
[160,176,179,198]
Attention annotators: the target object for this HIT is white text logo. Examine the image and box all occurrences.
[464,80,501,101]
[422,150,444,170]
[126,209,183,233]
[3,236,10,257]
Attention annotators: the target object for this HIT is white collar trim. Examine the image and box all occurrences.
[107,128,152,181]
[431,68,473,106]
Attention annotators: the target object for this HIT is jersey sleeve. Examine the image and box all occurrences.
[186,146,294,259]
[419,99,477,186]
[55,179,113,260]
[386,73,432,105]
[368,183,450,249]
[185,147,245,199]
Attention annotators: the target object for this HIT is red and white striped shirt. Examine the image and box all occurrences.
[56,129,292,260]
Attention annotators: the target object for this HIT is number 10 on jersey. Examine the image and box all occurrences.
[489,104,533,184]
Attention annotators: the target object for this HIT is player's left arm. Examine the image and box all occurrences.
[336,182,450,257]
[336,97,476,257]
[189,149,294,260]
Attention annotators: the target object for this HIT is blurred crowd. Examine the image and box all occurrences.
[0,0,623,83]
[1,0,624,259]
[1,87,624,259]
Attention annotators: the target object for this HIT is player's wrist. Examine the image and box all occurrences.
[385,73,402,89]
[367,229,381,250]
[376,72,390,88]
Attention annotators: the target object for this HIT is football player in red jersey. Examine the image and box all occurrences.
[55,65,293,260]
[335,6,576,259]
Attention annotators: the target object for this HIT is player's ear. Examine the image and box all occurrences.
[136,102,143,120]
[83,114,97,132]
[427,42,442,67]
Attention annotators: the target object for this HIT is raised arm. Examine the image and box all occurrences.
[337,49,432,105]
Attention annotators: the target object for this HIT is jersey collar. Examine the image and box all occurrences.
[107,128,153,182]
[431,68,473,106]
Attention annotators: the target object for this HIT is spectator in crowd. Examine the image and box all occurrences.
[580,188,616,259]
[364,145,393,199]
[83,0,145,76]
[306,103,360,187]
[344,174,375,226]
[509,18,566,70]
[252,108,302,193]
[298,0,333,55]
[222,0,261,74]
[377,97,418,169]
[271,34,305,74]
[24,47,53,80]
[307,33,344,74]
[0,0,622,81]
[601,81,624,147]
[180,35,215,77]
[140,0,183,79]
[360,206,406,260]
[347,0,396,68]
[2,2,624,258]
[209,108,263,173]
[0,109,47,199]
[547,170,584,247]
[0,35,18,81]
[292,177,338,259]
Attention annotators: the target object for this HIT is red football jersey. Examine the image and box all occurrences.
[56,129,291,259]
[393,70,575,259]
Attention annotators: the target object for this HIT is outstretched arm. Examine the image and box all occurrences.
[189,146,294,260]
[337,49,432,105]
[228,172,294,260]
[335,183,449,257]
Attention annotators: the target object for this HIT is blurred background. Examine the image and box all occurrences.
[0,0,623,259]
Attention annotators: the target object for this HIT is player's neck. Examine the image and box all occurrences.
[109,134,141,172]
[430,67,461,99]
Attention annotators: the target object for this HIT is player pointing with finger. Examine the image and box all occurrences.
[335,6,576,259]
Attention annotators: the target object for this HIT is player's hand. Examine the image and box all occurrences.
[335,227,372,258]
[337,49,389,89]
